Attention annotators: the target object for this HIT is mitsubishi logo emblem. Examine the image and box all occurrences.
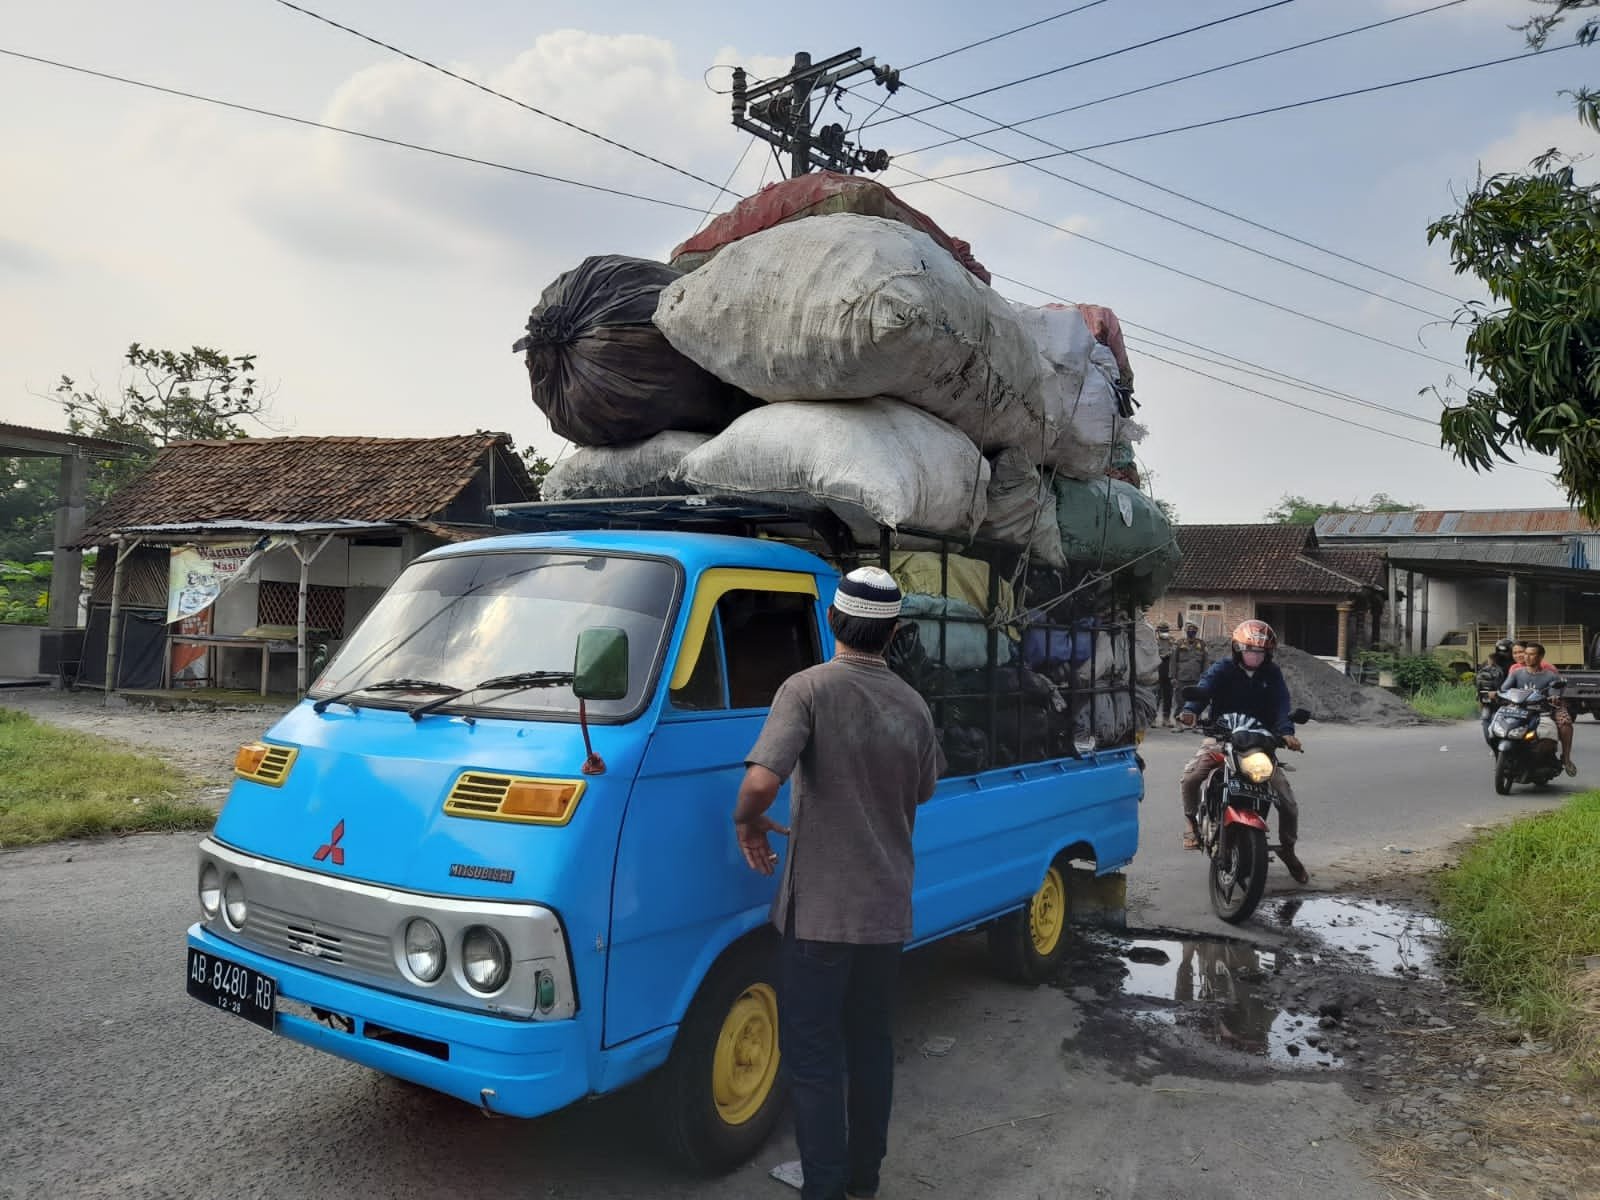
[314,819,346,866]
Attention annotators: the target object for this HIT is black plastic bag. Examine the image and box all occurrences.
[514,256,755,447]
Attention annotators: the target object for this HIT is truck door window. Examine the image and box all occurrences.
[671,619,727,711]
[720,590,820,709]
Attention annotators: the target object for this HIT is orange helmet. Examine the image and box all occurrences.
[1232,619,1277,661]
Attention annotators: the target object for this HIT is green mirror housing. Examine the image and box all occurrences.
[573,627,629,701]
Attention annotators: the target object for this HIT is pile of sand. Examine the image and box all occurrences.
[1200,638,1423,725]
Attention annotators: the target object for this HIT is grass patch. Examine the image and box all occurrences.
[1408,681,1480,720]
[1437,791,1600,1075]
[0,707,214,846]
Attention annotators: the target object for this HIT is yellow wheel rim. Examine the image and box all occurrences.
[1029,866,1067,957]
[712,982,780,1126]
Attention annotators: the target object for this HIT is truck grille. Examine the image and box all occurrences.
[244,901,393,975]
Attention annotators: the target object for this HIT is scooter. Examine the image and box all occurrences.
[1489,683,1565,795]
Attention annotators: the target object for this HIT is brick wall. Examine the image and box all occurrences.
[1155,593,1257,639]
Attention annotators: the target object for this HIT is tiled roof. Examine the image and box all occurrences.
[1170,524,1384,596]
[80,434,533,541]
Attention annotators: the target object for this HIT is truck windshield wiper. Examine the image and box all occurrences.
[312,677,458,714]
[408,671,577,721]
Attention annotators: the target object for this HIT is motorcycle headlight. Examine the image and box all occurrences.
[1524,730,1537,740]
[461,926,510,994]
[1239,750,1275,783]
[404,918,446,983]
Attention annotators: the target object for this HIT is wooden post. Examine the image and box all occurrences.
[1336,601,1353,664]
[1386,560,1398,647]
[1404,570,1416,653]
[1506,573,1518,639]
[1419,574,1430,655]
[292,535,338,695]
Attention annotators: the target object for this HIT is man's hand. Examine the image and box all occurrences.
[1177,710,1197,728]
[736,815,789,876]
[1282,735,1303,753]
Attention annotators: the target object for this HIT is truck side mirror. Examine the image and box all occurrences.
[573,627,629,701]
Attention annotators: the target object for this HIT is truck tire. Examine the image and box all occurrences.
[987,860,1071,983]
[654,939,784,1174]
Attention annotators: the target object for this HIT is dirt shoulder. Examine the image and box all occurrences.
[0,689,290,806]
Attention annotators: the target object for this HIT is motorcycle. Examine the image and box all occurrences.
[1489,683,1565,794]
[1181,688,1312,923]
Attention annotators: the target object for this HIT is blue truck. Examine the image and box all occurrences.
[184,496,1143,1171]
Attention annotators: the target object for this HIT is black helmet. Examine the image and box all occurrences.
[1493,639,1514,654]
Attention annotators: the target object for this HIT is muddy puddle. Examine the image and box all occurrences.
[1064,896,1440,1074]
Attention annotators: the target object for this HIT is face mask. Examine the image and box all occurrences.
[1241,649,1266,670]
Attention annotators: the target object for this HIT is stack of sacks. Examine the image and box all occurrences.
[1053,475,1181,606]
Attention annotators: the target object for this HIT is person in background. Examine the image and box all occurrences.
[1475,638,1518,753]
[734,567,942,1200]
[1503,641,1577,777]
[1155,621,1175,728]
[1170,622,1210,731]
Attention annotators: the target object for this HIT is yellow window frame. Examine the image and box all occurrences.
[669,568,820,692]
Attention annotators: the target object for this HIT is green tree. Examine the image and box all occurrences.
[1430,5,1600,516]
[1,343,271,561]
[53,343,268,500]
[1264,493,1416,525]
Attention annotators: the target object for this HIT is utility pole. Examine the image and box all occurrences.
[731,48,899,179]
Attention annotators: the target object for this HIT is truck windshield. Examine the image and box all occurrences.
[310,551,678,720]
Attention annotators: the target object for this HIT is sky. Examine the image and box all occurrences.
[0,0,1591,522]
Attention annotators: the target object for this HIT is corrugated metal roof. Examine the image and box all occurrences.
[0,421,147,458]
[1316,508,1599,539]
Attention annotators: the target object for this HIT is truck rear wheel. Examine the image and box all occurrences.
[987,861,1071,983]
[654,940,784,1174]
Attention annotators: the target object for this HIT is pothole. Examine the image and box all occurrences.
[1265,896,1441,977]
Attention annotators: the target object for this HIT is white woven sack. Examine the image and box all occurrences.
[654,214,1051,454]
[1009,303,1147,479]
[673,398,990,537]
[979,447,1067,568]
[541,431,710,500]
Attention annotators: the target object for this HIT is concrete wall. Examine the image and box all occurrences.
[0,624,43,677]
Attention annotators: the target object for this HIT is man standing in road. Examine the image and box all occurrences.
[733,567,942,1200]
[1504,642,1578,777]
[1155,621,1176,728]
[1170,622,1209,730]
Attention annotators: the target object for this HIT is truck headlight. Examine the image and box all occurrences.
[199,862,222,918]
[404,918,446,982]
[223,874,248,929]
[1239,751,1275,783]
[462,926,510,993]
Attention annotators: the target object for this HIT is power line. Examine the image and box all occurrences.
[901,0,1116,72]
[690,138,759,236]
[267,0,739,199]
[0,47,708,214]
[869,78,1448,320]
[887,160,1460,368]
[917,43,1584,177]
[993,269,1442,426]
[896,0,1467,160]
[885,0,1469,306]
[864,0,1309,132]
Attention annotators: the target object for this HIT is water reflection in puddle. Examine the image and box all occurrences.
[1101,936,1344,1068]
[1268,897,1440,976]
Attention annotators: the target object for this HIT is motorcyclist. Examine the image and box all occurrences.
[1170,622,1209,731]
[1177,619,1308,884]
[1475,638,1517,752]
[1155,621,1175,728]
[1503,641,1577,776]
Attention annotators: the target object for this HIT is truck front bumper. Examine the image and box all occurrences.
[186,923,591,1118]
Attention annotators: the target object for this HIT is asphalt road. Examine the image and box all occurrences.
[0,719,1585,1200]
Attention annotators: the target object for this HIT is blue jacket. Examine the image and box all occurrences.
[1181,657,1295,736]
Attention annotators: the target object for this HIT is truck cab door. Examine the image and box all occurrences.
[604,569,825,1049]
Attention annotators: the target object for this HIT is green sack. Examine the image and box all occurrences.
[1053,476,1181,604]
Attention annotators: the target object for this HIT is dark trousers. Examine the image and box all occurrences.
[780,921,901,1200]
[1157,673,1173,718]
